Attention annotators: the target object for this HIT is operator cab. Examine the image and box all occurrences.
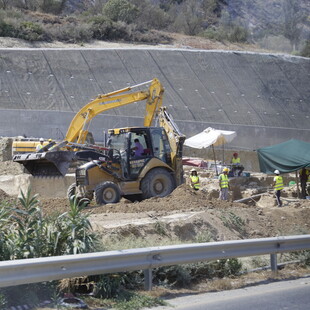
[107,126,172,179]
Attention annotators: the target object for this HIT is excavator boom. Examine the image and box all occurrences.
[67,78,163,143]
[157,107,186,186]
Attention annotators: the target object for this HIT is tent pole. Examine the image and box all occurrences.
[212,144,218,176]
[295,170,300,198]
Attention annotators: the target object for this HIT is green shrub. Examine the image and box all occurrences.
[0,20,45,41]
[300,40,310,58]
[201,24,248,43]
[0,293,7,309]
[220,211,246,234]
[136,4,171,30]
[93,273,141,299]
[229,25,248,43]
[18,21,44,41]
[189,258,242,281]
[0,19,16,37]
[154,265,191,288]
[90,16,129,41]
[46,21,93,43]
[0,188,98,260]
[115,292,167,310]
[103,0,139,24]
[0,201,12,260]
[289,250,310,266]
[55,195,98,255]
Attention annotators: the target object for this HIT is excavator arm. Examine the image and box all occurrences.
[66,78,164,143]
[157,107,186,186]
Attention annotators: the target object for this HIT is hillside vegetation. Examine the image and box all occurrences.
[0,0,309,56]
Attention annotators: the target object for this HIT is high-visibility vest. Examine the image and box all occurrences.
[190,175,200,189]
[36,144,43,151]
[274,176,284,190]
[231,157,241,164]
[219,174,229,188]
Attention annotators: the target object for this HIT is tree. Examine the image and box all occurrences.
[0,0,10,9]
[103,0,139,24]
[201,0,221,25]
[132,0,171,30]
[170,0,204,35]
[282,0,304,51]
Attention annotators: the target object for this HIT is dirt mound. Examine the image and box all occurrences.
[0,158,309,245]
[0,160,24,175]
[31,182,310,245]
[37,183,245,216]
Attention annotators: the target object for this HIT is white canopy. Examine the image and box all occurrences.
[184,127,237,149]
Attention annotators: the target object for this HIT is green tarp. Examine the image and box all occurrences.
[257,139,310,174]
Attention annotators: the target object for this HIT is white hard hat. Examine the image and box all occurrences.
[274,169,280,174]
[190,168,196,172]
[39,138,44,142]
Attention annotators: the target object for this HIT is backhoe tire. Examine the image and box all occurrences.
[141,168,175,199]
[67,183,93,201]
[95,181,121,205]
[67,183,77,200]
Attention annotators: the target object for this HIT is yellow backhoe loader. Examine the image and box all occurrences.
[13,78,165,176]
[13,78,186,204]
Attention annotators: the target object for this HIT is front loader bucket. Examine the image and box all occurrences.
[13,151,75,177]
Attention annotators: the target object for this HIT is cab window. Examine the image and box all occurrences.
[150,128,171,164]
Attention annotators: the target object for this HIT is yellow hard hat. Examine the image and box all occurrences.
[48,138,52,142]
[223,167,229,172]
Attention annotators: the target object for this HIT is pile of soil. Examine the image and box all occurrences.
[35,182,310,245]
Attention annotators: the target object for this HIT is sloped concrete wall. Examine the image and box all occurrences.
[0,48,309,149]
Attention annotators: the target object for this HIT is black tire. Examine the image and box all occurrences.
[95,181,121,205]
[84,191,94,201]
[67,183,77,200]
[141,168,175,199]
[67,183,93,201]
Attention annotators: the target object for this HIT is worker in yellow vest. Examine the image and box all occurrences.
[231,152,244,176]
[219,167,230,200]
[36,138,44,152]
[189,169,200,191]
[273,170,283,207]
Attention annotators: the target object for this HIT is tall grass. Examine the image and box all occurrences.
[0,187,98,261]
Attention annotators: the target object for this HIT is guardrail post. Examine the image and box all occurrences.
[144,269,153,291]
[270,253,278,273]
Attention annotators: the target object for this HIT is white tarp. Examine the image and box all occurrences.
[184,127,237,149]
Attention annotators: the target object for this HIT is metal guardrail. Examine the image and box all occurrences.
[0,235,309,289]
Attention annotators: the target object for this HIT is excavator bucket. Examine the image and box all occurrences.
[13,151,75,177]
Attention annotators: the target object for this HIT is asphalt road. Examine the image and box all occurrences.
[146,276,310,310]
